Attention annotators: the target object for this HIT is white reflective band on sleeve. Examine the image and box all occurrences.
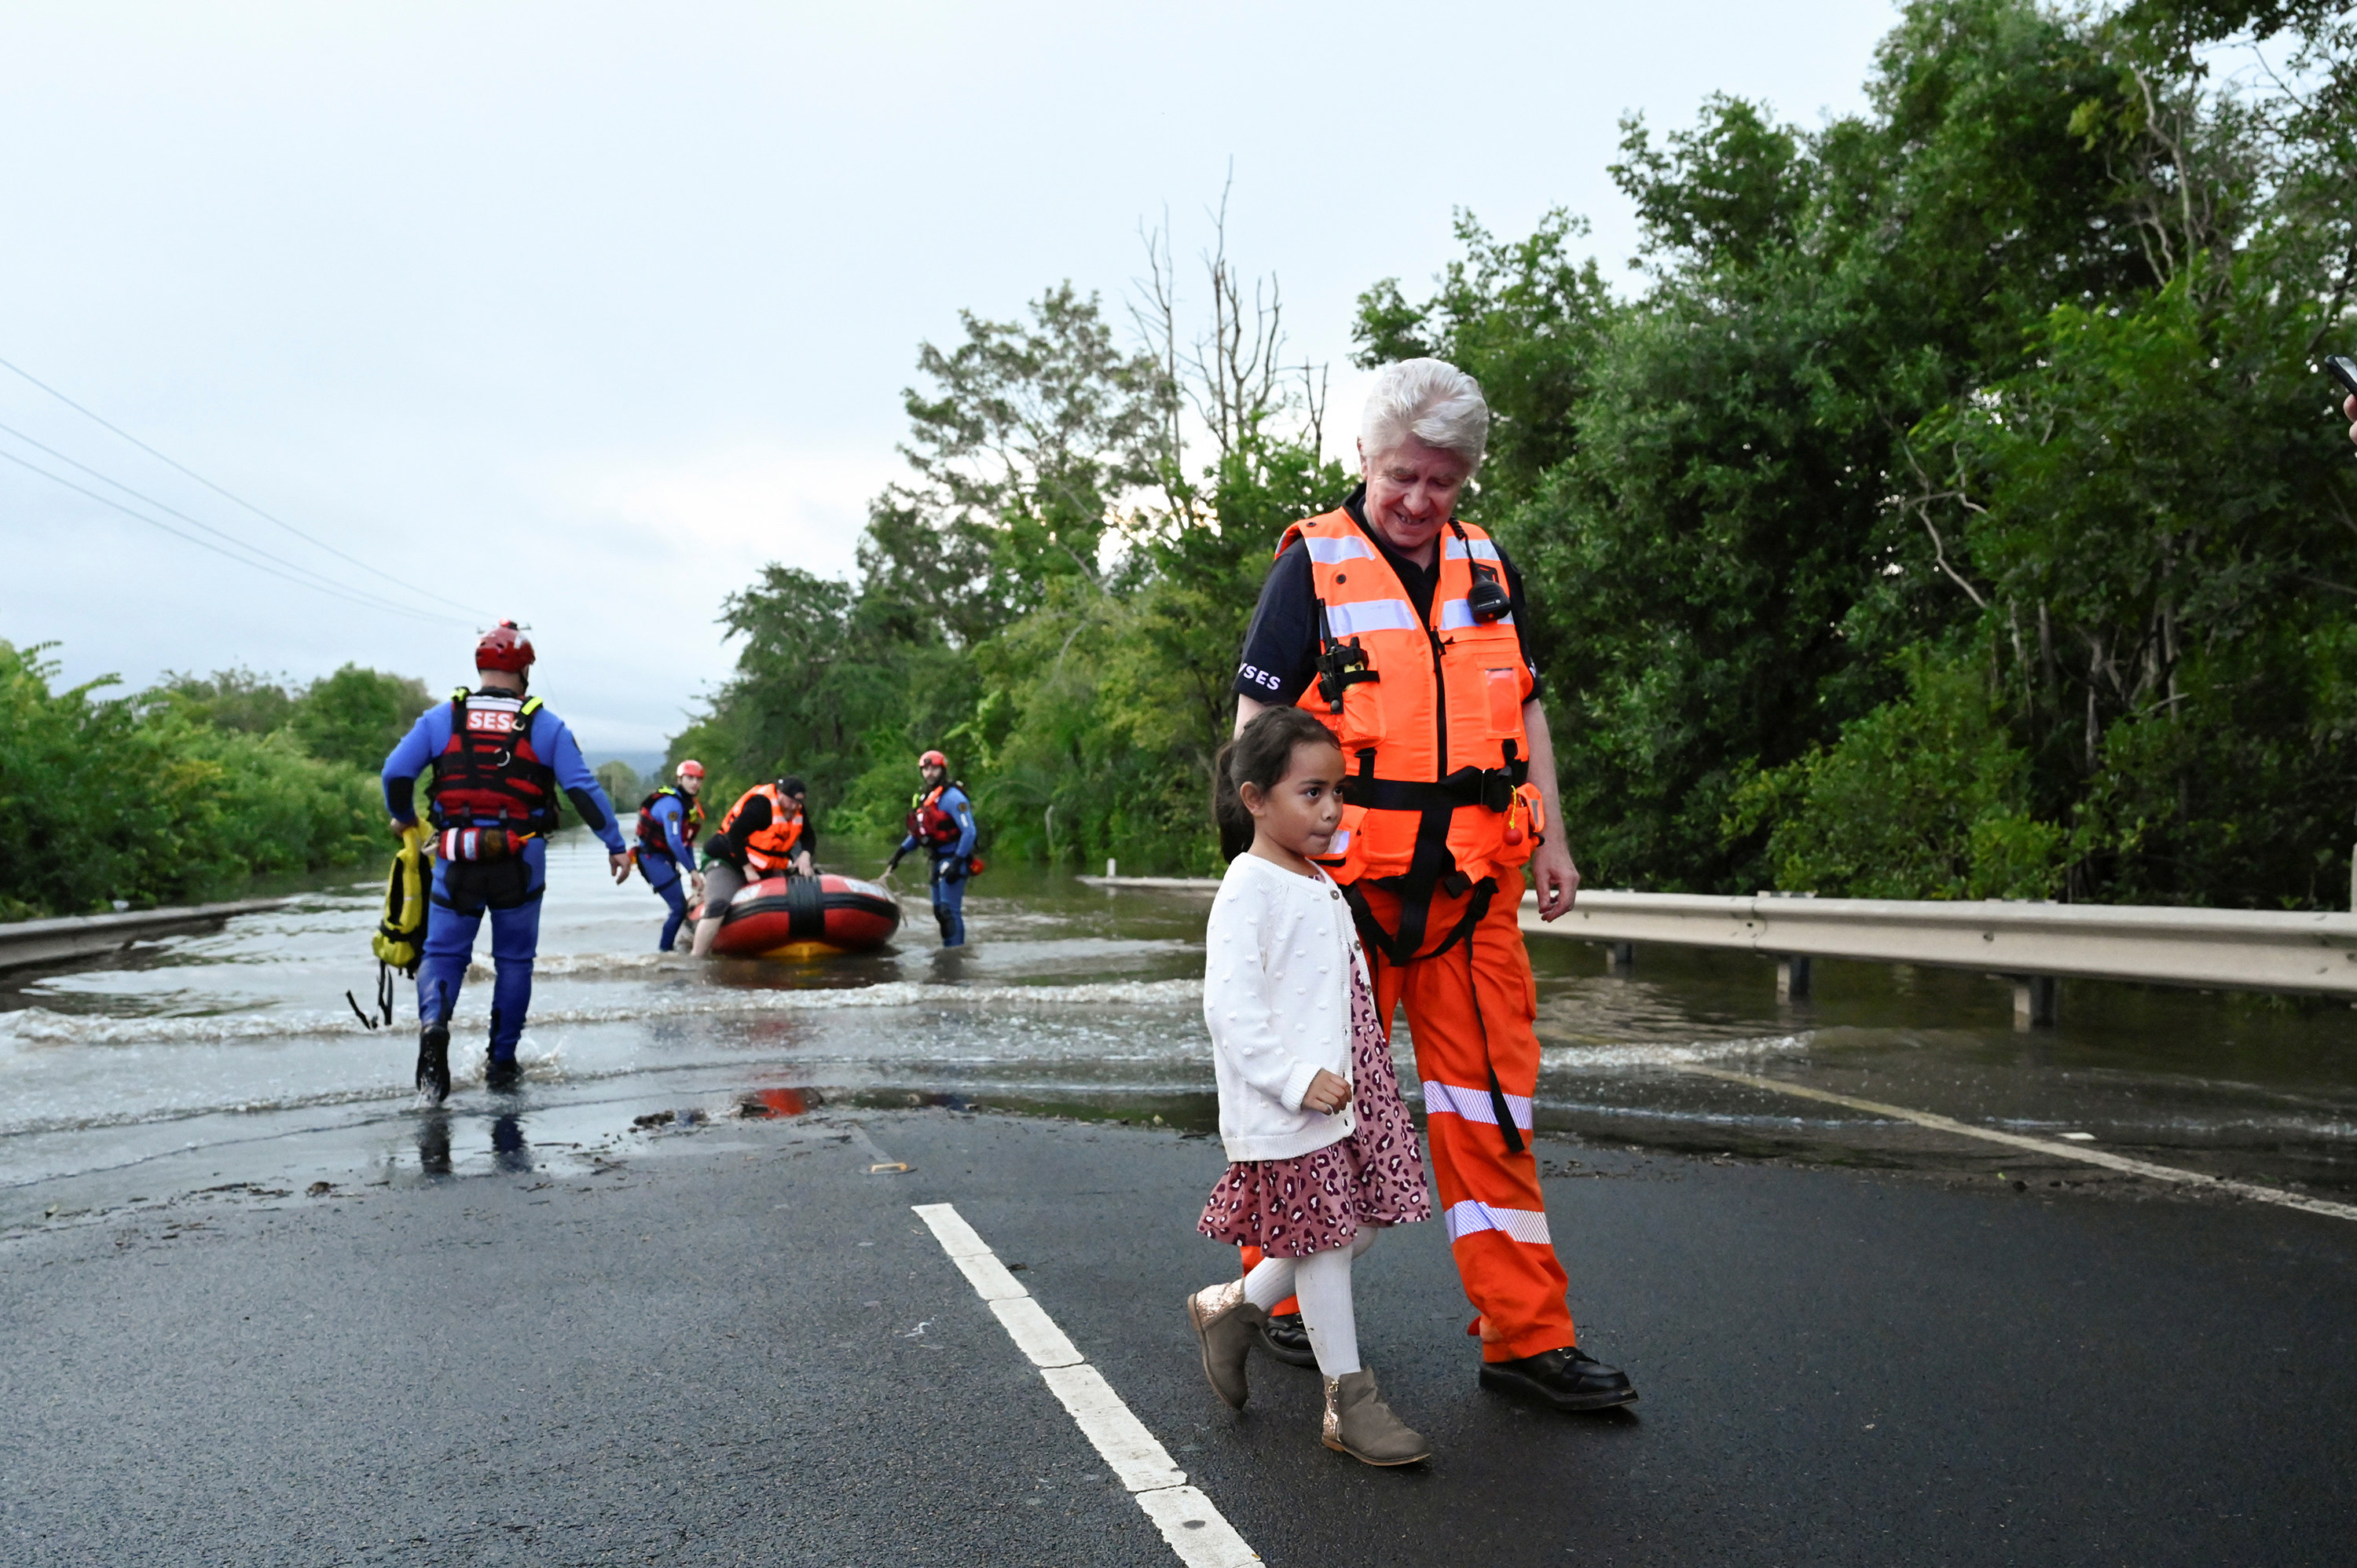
[1420,1079,1534,1129]
[1439,599,1513,632]
[1444,537,1501,562]
[1325,598,1421,636]
[1303,535,1377,564]
[1444,1200,1553,1247]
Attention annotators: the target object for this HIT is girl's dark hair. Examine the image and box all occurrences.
[1212,705,1343,862]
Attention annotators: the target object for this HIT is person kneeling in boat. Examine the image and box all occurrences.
[635,760,706,952]
[381,620,629,1101]
[886,749,977,948]
[689,775,815,958]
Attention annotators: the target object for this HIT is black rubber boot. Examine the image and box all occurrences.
[415,1022,451,1105]
[1258,1312,1320,1368]
[1479,1346,1639,1412]
[485,1054,523,1092]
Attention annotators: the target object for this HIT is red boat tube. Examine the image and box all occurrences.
[706,873,901,957]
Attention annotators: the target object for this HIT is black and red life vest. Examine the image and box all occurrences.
[906,782,967,848]
[425,689,558,833]
[635,785,703,859]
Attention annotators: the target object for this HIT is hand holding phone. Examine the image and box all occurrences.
[2328,357,2357,448]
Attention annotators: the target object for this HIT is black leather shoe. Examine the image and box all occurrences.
[1479,1346,1638,1412]
[485,1055,523,1092]
[1257,1312,1320,1368]
[415,1024,451,1105]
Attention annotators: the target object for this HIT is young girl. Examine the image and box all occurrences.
[1184,705,1431,1467]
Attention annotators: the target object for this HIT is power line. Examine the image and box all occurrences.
[0,353,497,622]
[0,445,467,625]
[0,417,468,625]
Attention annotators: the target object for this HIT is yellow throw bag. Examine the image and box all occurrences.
[372,826,428,976]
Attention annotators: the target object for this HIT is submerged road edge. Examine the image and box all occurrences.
[911,1200,1262,1568]
[1682,1064,2357,1222]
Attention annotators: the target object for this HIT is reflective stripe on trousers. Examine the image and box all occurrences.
[1421,1079,1534,1130]
[1358,877,1577,1361]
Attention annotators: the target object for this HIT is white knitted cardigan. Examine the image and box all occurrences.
[1201,852,1369,1162]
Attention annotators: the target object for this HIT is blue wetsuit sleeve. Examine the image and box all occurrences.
[540,713,626,852]
[382,707,445,823]
[948,789,977,859]
[654,795,692,863]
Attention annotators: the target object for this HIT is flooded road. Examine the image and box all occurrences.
[5,824,2355,1223]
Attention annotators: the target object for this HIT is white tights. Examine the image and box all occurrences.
[1241,1229,1378,1377]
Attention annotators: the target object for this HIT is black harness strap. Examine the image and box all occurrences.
[1346,873,1524,1155]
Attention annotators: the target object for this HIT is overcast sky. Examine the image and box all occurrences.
[0,0,1897,757]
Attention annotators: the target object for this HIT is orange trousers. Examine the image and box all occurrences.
[1364,877,1576,1362]
[1235,877,1575,1359]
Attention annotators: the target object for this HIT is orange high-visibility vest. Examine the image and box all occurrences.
[719,782,806,874]
[1276,507,1541,887]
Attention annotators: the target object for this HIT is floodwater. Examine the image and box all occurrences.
[5,825,2355,1225]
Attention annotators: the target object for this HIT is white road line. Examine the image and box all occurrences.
[1680,1064,2357,1223]
[913,1202,1261,1568]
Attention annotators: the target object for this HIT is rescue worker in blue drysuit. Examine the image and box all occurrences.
[634,759,706,952]
[380,621,629,1101]
[887,749,977,947]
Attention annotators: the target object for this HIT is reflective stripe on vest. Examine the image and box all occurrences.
[1273,507,1536,884]
[1324,598,1420,637]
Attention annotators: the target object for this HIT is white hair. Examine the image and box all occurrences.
[1359,357,1489,470]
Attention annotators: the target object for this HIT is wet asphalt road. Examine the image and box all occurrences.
[3,1108,2354,1566]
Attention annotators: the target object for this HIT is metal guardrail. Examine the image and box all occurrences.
[0,898,294,973]
[1520,888,2357,1020]
[1073,873,2357,1020]
[1076,874,1222,892]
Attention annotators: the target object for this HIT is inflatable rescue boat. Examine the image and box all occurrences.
[705,873,901,958]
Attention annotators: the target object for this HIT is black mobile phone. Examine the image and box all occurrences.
[2326,354,2357,401]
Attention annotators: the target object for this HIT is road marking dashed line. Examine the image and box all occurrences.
[912,1202,1259,1566]
[1681,1065,2357,1222]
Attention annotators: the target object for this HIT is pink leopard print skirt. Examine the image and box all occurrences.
[1198,960,1431,1257]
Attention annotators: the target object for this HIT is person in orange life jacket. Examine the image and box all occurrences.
[636,760,706,952]
[688,775,816,958]
[1226,358,1637,1413]
[381,621,629,1103]
[886,749,977,947]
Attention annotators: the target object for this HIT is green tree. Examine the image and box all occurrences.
[863,283,1166,646]
[153,668,299,735]
[1360,0,2312,901]
[290,665,433,772]
[595,760,642,807]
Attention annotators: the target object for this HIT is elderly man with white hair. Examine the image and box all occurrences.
[1222,357,1637,1414]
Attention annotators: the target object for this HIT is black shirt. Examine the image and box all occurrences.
[1232,485,1542,705]
[703,788,817,868]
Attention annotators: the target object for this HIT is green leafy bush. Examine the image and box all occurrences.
[0,641,389,918]
[1727,653,2065,899]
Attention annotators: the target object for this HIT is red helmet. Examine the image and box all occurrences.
[675,760,705,780]
[475,621,535,673]
[918,749,948,768]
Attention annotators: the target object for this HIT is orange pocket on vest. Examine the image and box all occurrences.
[1483,666,1523,737]
[1311,803,1372,881]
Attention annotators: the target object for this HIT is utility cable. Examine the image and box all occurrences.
[0,446,464,625]
[0,353,496,621]
[0,416,467,625]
